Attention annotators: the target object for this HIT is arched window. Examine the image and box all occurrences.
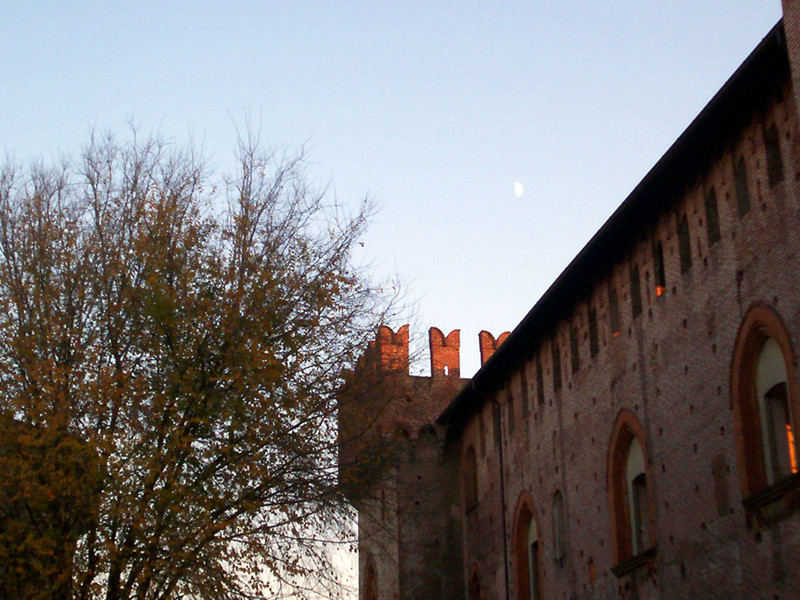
[625,438,649,555]
[607,410,655,569]
[464,445,478,513]
[731,305,800,501]
[512,493,542,600]
[757,339,797,483]
[364,558,378,600]
[468,565,482,600]
[552,490,567,566]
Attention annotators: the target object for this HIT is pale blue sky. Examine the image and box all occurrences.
[1,1,783,377]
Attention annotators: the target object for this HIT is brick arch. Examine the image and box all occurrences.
[511,490,542,600]
[606,408,656,565]
[363,555,378,600]
[730,303,799,497]
[468,563,482,600]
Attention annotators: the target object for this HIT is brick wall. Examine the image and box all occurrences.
[344,15,800,600]
[458,56,800,600]
[342,326,508,599]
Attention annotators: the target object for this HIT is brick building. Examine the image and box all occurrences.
[340,5,800,598]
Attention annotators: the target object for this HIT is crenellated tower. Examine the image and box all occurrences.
[338,325,508,600]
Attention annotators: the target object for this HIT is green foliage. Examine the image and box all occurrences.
[0,130,396,599]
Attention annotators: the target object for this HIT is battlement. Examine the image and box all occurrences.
[338,324,509,495]
[478,330,510,366]
[429,327,460,378]
[376,324,409,372]
[360,324,509,377]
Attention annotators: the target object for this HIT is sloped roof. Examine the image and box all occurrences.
[439,20,788,428]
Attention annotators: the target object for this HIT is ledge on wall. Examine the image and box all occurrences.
[743,472,800,528]
[610,546,657,578]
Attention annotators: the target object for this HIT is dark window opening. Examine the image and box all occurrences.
[521,370,530,419]
[731,313,800,501]
[764,382,796,482]
[552,343,562,391]
[588,307,599,357]
[733,155,750,216]
[609,284,621,337]
[529,541,540,600]
[631,473,649,555]
[764,123,784,187]
[492,402,501,448]
[570,326,580,373]
[610,421,654,566]
[652,240,666,297]
[536,362,545,405]
[515,501,541,600]
[365,562,378,600]
[678,215,692,273]
[478,410,486,457]
[468,570,482,600]
[629,264,642,318]
[464,446,478,512]
[508,391,515,435]
[704,186,721,246]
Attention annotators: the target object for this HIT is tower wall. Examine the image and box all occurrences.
[340,326,505,599]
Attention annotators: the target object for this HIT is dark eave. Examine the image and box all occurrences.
[438,19,788,428]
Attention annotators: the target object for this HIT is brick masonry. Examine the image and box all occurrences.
[340,11,800,600]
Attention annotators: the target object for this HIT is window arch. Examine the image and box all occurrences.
[730,304,799,499]
[758,339,798,481]
[626,438,649,555]
[468,565,482,600]
[363,557,378,600]
[512,492,542,600]
[464,445,478,513]
[607,410,655,567]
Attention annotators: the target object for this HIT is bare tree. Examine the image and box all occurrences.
[0,128,398,600]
